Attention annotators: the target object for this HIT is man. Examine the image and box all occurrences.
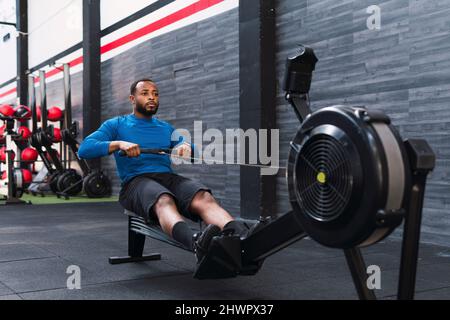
[78,79,246,262]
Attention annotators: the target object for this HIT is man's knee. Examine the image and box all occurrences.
[190,190,216,212]
[154,193,176,211]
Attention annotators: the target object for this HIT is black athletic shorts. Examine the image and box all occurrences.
[119,172,211,223]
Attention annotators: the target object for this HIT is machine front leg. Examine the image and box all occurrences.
[344,248,377,300]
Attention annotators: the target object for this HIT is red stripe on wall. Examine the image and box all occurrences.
[0,87,16,99]
[101,0,224,54]
[0,0,225,99]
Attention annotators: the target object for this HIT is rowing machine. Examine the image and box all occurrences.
[194,46,435,301]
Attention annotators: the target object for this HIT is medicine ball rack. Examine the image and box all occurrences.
[0,114,32,205]
[28,70,81,197]
[27,65,111,199]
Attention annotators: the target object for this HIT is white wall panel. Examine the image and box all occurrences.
[0,0,17,83]
[101,0,159,29]
[28,0,82,67]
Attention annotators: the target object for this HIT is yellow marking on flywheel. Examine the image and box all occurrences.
[317,172,327,184]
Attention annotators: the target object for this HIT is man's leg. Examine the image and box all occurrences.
[153,193,185,236]
[189,190,233,228]
[152,193,198,251]
[152,193,221,255]
[189,190,247,236]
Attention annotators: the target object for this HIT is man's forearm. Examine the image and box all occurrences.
[79,137,112,159]
[108,141,122,154]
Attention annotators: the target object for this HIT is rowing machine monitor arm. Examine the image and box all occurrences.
[283,45,318,122]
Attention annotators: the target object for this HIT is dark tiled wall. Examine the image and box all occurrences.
[275,0,450,244]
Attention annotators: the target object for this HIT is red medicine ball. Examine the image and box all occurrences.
[48,106,63,122]
[52,127,62,142]
[0,104,15,117]
[0,125,5,143]
[18,126,32,140]
[21,147,38,162]
[0,147,15,163]
[21,169,33,185]
[1,169,33,185]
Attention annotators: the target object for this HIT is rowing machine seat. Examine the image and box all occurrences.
[108,209,202,265]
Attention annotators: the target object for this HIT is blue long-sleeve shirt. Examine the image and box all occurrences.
[78,114,185,185]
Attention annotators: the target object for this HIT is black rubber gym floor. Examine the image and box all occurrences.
[0,202,448,300]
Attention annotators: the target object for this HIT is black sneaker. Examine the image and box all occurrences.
[222,221,250,239]
[192,224,221,263]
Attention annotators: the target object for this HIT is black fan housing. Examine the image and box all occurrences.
[287,106,410,248]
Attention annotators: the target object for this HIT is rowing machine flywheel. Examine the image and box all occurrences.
[83,171,112,198]
[287,106,410,249]
[56,169,83,196]
[48,171,60,194]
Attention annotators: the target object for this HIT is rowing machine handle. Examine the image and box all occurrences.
[118,148,172,157]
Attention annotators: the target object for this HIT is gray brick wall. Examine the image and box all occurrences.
[100,9,241,216]
[275,0,450,245]
[44,73,84,125]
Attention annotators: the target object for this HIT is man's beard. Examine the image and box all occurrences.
[136,102,158,116]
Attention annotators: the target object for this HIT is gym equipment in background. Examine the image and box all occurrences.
[28,71,82,197]
[0,111,33,204]
[27,65,111,199]
[58,63,112,198]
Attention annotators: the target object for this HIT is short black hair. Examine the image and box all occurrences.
[130,78,154,95]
